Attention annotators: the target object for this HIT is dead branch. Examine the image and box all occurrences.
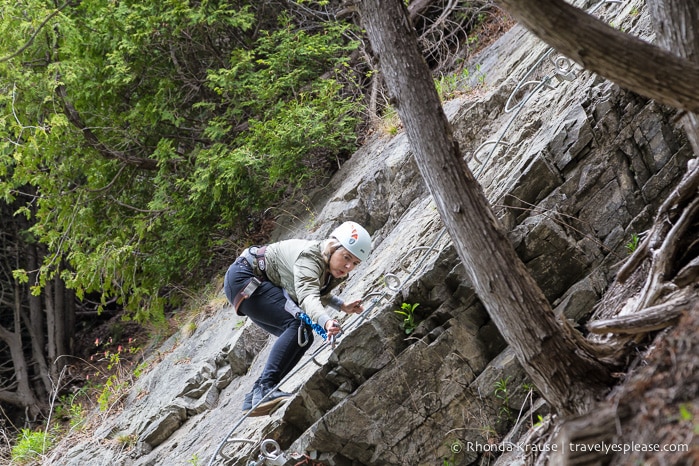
[586,293,689,335]
[674,256,699,287]
[556,316,630,369]
[635,194,699,310]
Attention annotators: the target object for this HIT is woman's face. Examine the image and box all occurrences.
[329,247,361,278]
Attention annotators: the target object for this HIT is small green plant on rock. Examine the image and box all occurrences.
[55,392,87,431]
[679,403,699,435]
[625,232,640,254]
[394,302,419,335]
[115,433,137,447]
[534,414,546,428]
[379,105,401,136]
[11,428,52,464]
[182,320,197,338]
[494,376,512,421]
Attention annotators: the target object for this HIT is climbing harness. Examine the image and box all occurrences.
[232,246,271,313]
[245,245,269,277]
[207,228,449,466]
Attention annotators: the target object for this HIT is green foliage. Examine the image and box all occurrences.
[679,404,693,422]
[678,403,699,435]
[115,433,137,447]
[0,1,361,322]
[379,105,401,136]
[97,374,130,412]
[394,302,419,335]
[434,65,485,101]
[11,428,52,464]
[55,393,87,431]
[625,233,640,254]
[89,337,144,411]
[494,376,511,420]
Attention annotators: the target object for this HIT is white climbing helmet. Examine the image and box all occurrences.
[330,221,372,261]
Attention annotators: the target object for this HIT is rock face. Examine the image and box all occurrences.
[46,1,695,465]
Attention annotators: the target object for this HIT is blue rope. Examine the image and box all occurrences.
[297,312,328,340]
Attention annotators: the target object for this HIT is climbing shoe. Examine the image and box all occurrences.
[248,384,292,417]
[241,391,253,413]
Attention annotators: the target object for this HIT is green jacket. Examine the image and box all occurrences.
[263,239,346,329]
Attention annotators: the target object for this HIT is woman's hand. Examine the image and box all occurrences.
[340,299,364,315]
[324,319,342,337]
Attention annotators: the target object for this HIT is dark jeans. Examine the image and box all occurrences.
[223,257,313,388]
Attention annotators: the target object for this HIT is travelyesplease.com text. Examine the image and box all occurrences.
[454,440,689,455]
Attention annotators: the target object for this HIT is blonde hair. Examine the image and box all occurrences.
[322,238,343,263]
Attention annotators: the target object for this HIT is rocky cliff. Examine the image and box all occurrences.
[46,1,697,465]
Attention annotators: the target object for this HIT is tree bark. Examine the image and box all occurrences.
[647,0,699,154]
[493,0,699,114]
[587,293,688,334]
[0,281,44,418]
[54,274,67,366]
[27,243,45,355]
[20,309,51,400]
[65,287,76,355]
[26,242,51,397]
[45,280,59,383]
[356,0,612,415]
[407,0,435,21]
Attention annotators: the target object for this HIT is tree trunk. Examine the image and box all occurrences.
[0,327,42,416]
[65,287,76,355]
[647,0,699,60]
[45,280,60,383]
[27,243,45,353]
[53,273,67,372]
[493,0,699,114]
[647,0,699,154]
[20,311,51,401]
[0,281,44,419]
[356,0,612,415]
[26,242,51,398]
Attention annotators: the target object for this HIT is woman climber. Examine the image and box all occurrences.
[223,221,372,416]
